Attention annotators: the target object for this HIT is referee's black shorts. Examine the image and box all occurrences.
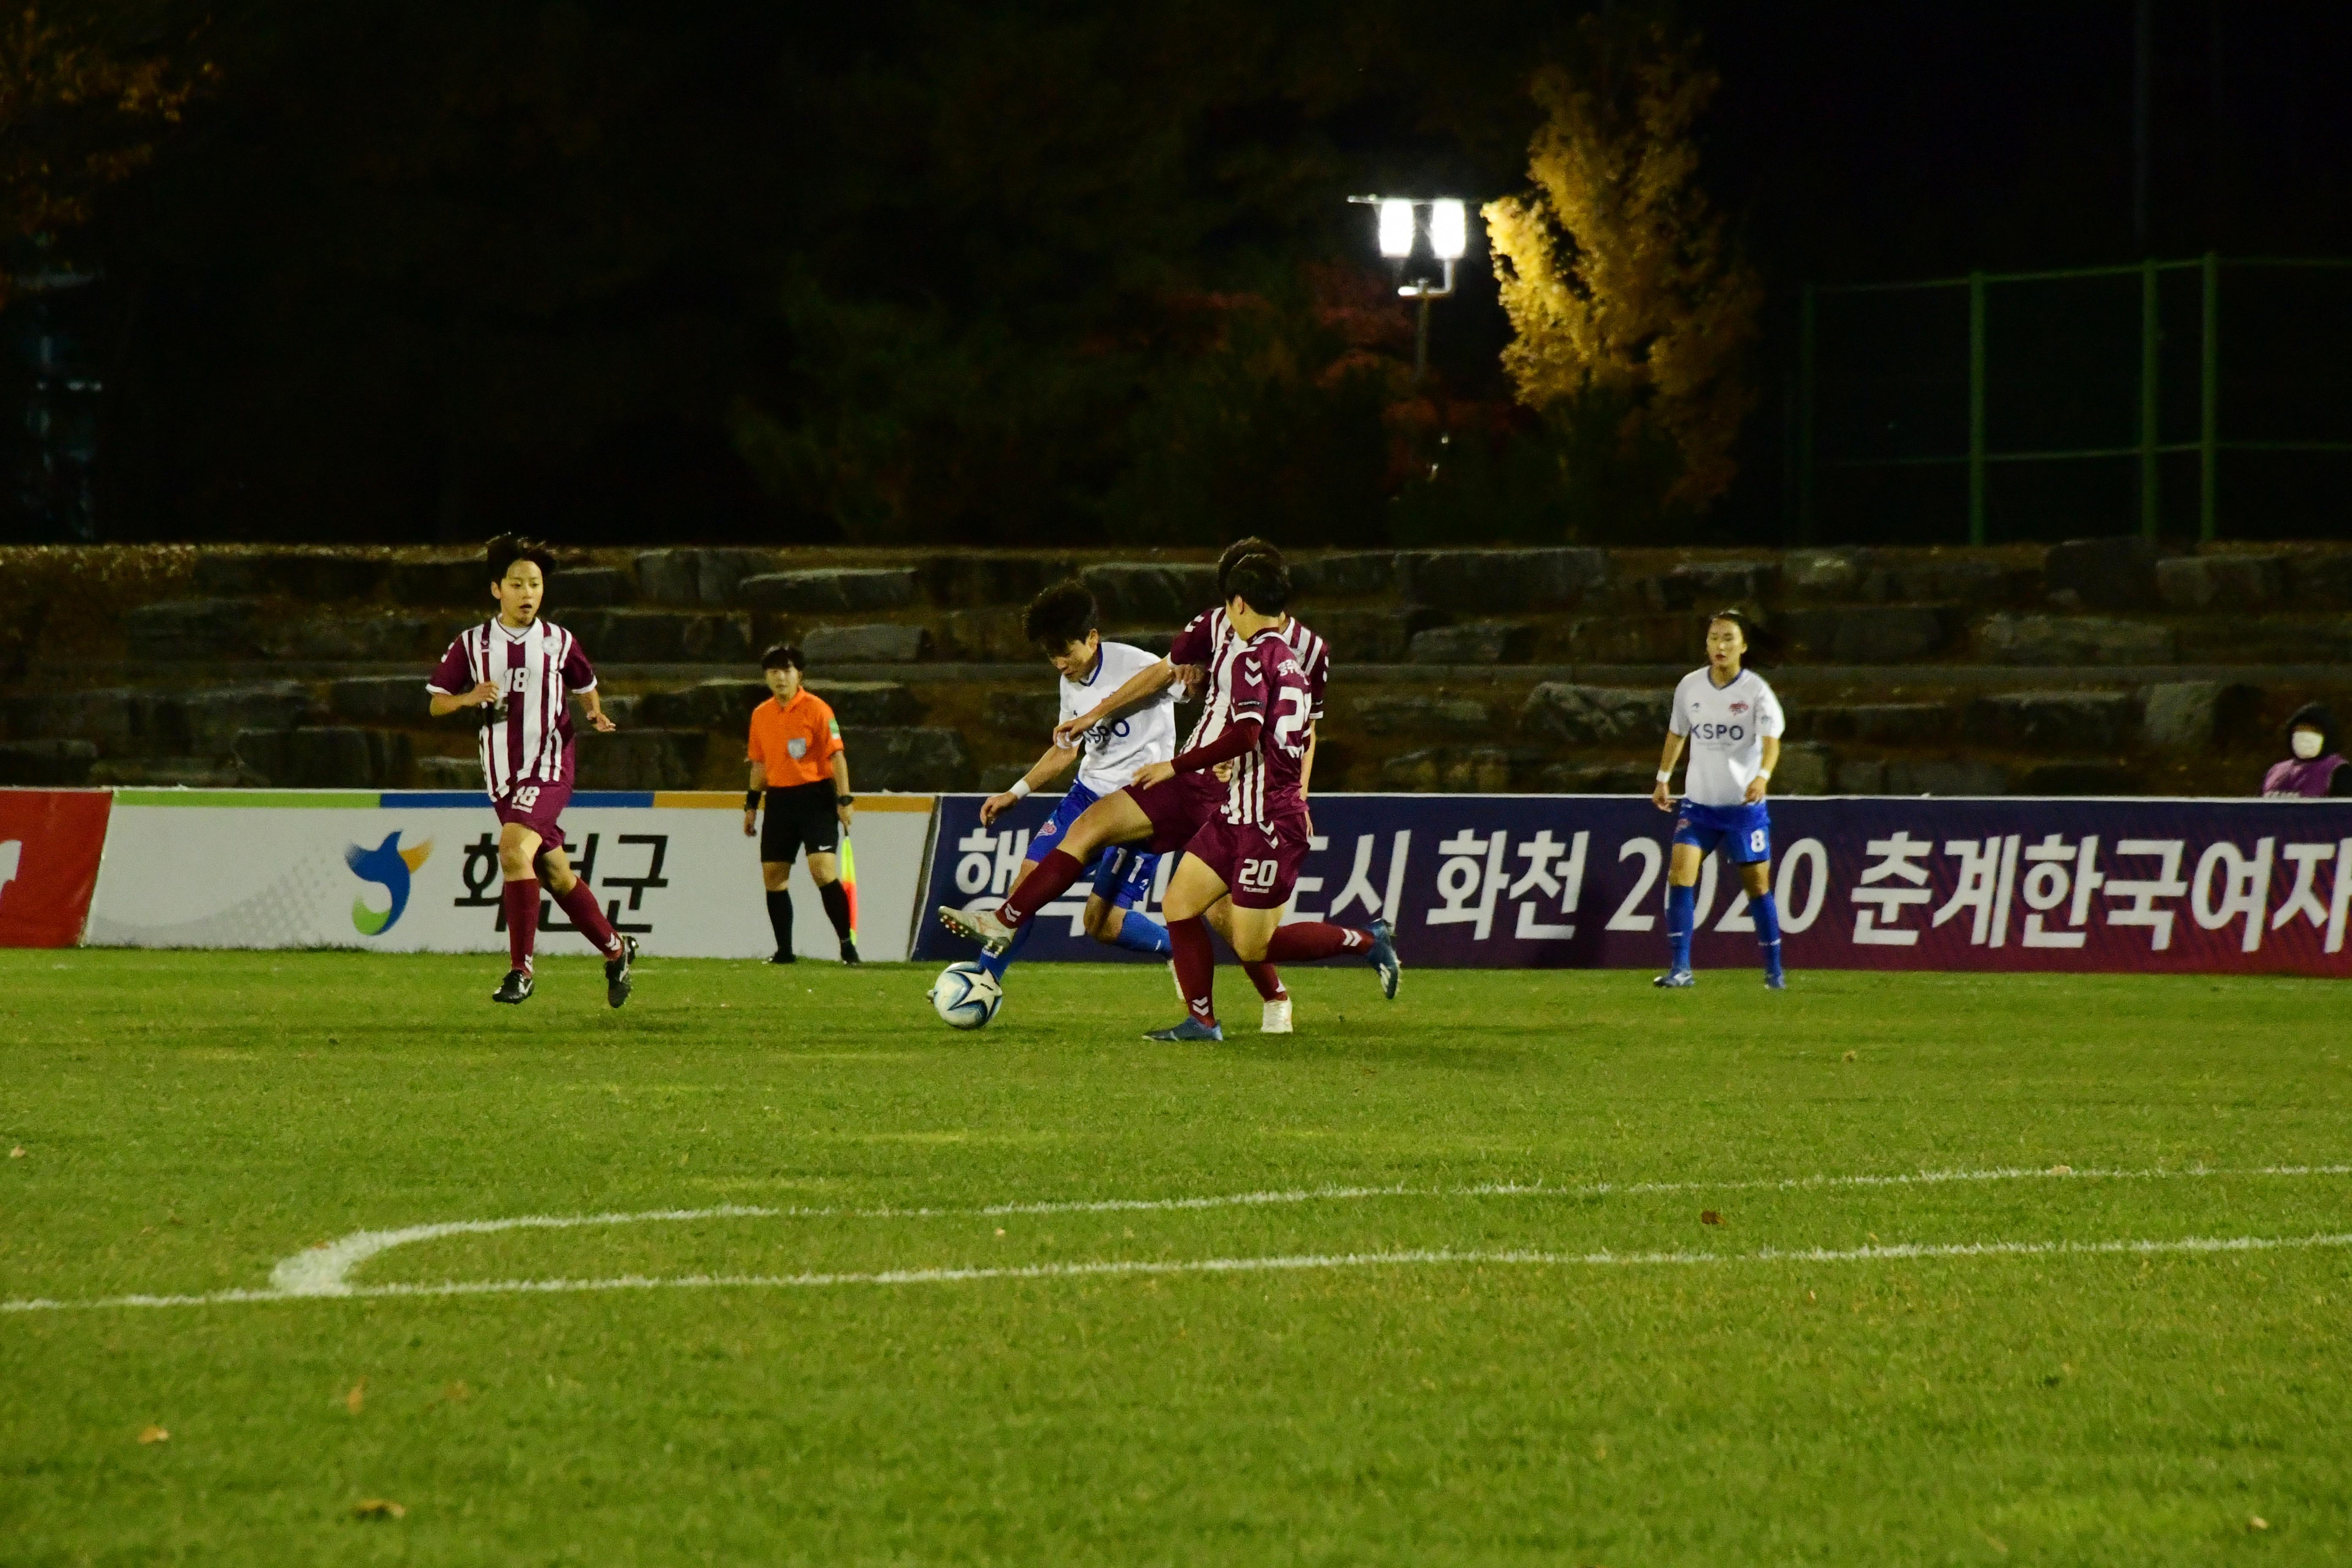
[759,779,841,863]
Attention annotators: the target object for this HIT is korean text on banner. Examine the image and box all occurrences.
[0,789,113,948]
[84,790,936,961]
[914,793,2352,977]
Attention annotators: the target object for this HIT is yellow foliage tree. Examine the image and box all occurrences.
[0,5,202,306]
[1483,14,1759,528]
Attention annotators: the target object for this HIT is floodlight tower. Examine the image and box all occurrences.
[1350,195,1469,386]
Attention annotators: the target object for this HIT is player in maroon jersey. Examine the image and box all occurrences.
[1128,555,1396,1041]
[942,553,1394,1040]
[425,535,638,1007]
[936,538,1326,1030]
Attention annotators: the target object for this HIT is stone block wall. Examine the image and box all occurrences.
[2,539,2347,796]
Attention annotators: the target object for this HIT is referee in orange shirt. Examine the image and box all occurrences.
[743,644,858,964]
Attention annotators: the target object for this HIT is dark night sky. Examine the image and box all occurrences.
[23,0,2352,547]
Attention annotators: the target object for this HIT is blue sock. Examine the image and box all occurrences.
[1751,891,1783,977]
[1667,882,1695,974]
[977,917,1034,981]
[1110,913,1171,956]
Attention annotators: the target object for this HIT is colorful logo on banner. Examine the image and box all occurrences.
[345,832,433,935]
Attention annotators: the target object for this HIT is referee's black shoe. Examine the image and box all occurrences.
[605,934,638,1009]
[839,938,861,965]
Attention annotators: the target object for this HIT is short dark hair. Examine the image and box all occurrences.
[1224,553,1291,615]
[1217,536,1281,600]
[486,534,555,583]
[1024,581,1099,652]
[760,643,804,672]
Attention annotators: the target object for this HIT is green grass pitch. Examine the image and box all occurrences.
[3,949,2348,1565]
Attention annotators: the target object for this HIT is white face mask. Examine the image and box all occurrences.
[2292,729,2325,761]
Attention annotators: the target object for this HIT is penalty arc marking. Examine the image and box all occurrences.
[5,1161,2349,1315]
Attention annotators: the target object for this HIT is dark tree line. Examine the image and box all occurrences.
[22,0,2352,546]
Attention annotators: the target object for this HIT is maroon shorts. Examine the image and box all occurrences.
[493,774,572,857]
[1132,770,1223,856]
[1184,813,1311,909]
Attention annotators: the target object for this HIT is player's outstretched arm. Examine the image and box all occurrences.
[981,744,1079,825]
[1652,733,1688,812]
[1745,737,1780,806]
[578,688,617,733]
[1054,659,1179,749]
[1136,715,1260,789]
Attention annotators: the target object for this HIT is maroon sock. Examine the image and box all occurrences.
[1264,923,1372,964]
[1169,915,1217,1027]
[1241,961,1288,1002]
[998,848,1085,928]
[550,879,623,958]
[501,880,539,974]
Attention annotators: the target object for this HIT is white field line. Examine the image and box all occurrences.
[5,1161,2348,1315]
[10,1231,2352,1315]
[263,1160,2352,1298]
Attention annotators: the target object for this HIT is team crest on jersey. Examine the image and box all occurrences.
[787,737,807,760]
[1730,702,1749,714]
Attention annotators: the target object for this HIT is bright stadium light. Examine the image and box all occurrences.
[1427,199,1467,261]
[1348,193,1475,385]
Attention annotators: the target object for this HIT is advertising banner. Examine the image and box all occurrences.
[0,789,113,948]
[85,790,936,961]
[914,794,2352,977]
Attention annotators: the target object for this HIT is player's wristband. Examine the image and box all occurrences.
[1007,779,1032,800]
[744,789,762,811]
[1655,770,1671,784]
[1756,770,1772,781]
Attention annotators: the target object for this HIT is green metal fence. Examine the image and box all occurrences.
[1796,256,2352,546]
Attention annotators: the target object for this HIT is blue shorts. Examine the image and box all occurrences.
[1673,800,1772,865]
[1028,782,1161,911]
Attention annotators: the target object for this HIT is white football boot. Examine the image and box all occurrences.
[1261,997,1293,1034]
[937,904,1015,953]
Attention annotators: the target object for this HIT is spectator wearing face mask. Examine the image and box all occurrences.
[2262,702,2352,798]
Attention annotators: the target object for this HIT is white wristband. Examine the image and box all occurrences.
[1655,770,1671,784]
[1008,779,1032,800]
[1756,770,1772,781]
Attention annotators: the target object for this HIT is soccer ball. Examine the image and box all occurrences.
[928,961,1002,1031]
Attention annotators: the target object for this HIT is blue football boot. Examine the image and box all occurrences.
[1368,918,1402,1001]
[1144,1018,1224,1043]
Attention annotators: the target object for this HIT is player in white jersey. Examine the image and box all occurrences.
[1650,610,1787,989]
[937,537,1324,1032]
[426,535,637,1008]
[964,582,1181,985]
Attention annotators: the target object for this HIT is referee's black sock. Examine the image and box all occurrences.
[818,879,854,942]
[765,889,794,958]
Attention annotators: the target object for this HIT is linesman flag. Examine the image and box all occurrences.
[838,833,858,941]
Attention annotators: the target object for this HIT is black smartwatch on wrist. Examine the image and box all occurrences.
[836,794,855,807]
